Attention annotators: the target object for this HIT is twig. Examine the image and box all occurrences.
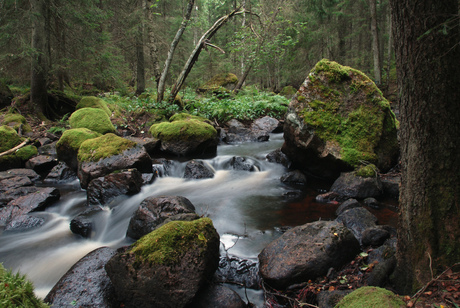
[0,139,29,157]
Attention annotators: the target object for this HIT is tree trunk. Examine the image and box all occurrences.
[390,0,460,294]
[369,0,381,85]
[144,0,161,85]
[157,0,195,103]
[167,8,243,104]
[135,23,145,95]
[30,0,49,116]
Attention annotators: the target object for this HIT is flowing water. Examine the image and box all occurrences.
[0,133,395,302]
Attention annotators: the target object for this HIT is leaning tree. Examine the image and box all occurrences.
[390,0,460,293]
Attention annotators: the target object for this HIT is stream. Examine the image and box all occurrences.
[0,133,396,304]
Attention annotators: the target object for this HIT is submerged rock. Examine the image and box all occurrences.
[258,220,360,289]
[184,160,215,179]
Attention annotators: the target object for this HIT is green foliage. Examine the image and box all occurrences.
[186,87,289,122]
[77,133,136,162]
[129,218,216,265]
[0,263,49,308]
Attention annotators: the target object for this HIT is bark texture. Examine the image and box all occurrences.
[390,0,460,293]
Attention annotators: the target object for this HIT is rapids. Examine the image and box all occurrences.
[0,133,339,300]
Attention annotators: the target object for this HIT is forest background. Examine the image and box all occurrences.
[0,0,393,99]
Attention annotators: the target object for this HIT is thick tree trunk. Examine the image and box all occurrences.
[157,0,195,103]
[390,0,460,294]
[369,0,381,85]
[30,0,49,116]
[144,0,161,84]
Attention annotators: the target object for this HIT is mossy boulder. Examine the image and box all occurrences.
[76,96,111,116]
[77,133,152,188]
[2,113,32,134]
[149,113,218,157]
[279,85,297,98]
[196,73,238,94]
[69,107,115,134]
[335,286,405,308]
[56,128,102,170]
[0,125,37,170]
[105,217,220,308]
[282,59,399,179]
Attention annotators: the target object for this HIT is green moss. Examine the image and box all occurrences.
[356,164,378,177]
[299,60,398,168]
[129,218,215,265]
[279,86,297,97]
[78,133,136,162]
[169,113,212,125]
[15,145,37,160]
[76,96,111,116]
[2,113,32,134]
[0,263,49,308]
[56,128,102,153]
[335,286,405,308]
[0,125,23,152]
[198,73,238,93]
[69,107,116,134]
[149,119,217,142]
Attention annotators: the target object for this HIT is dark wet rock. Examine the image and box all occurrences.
[43,162,78,183]
[280,170,307,185]
[215,256,260,289]
[315,191,347,204]
[106,218,220,308]
[367,238,397,264]
[152,158,174,177]
[37,140,57,156]
[0,176,32,193]
[258,220,360,289]
[223,119,270,143]
[25,154,59,175]
[4,214,45,232]
[70,207,104,238]
[364,197,379,209]
[191,284,247,308]
[336,207,378,245]
[317,290,352,308]
[381,174,400,198]
[0,168,40,182]
[0,186,40,207]
[330,172,383,199]
[230,156,258,172]
[361,227,391,247]
[251,116,282,134]
[141,173,155,185]
[78,145,152,189]
[366,256,397,287]
[126,195,197,240]
[266,148,291,167]
[125,136,161,157]
[0,81,13,109]
[335,199,361,216]
[184,160,215,179]
[45,247,118,307]
[0,187,60,226]
[86,169,144,206]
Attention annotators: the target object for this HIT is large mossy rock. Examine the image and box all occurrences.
[258,220,360,289]
[76,96,111,116]
[282,59,399,179]
[105,218,220,308]
[2,113,32,134]
[149,113,218,157]
[335,286,405,308]
[77,133,152,188]
[196,73,238,94]
[56,128,102,170]
[69,107,116,134]
[0,125,37,171]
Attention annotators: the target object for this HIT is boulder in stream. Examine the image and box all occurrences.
[106,218,220,308]
[184,160,215,179]
[336,207,378,245]
[258,220,360,289]
[330,171,383,199]
[45,247,118,307]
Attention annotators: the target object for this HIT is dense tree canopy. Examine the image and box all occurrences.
[0,0,393,93]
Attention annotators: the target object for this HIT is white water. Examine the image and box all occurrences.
[0,134,303,299]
